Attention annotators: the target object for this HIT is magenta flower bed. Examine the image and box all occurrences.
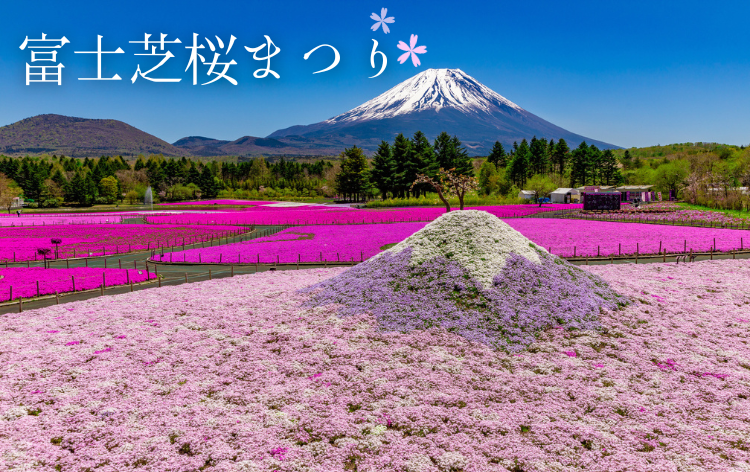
[0,214,128,227]
[0,267,155,301]
[153,223,426,264]
[154,218,750,264]
[505,218,750,256]
[145,204,581,226]
[0,261,748,470]
[156,199,273,206]
[0,224,246,262]
[0,212,203,227]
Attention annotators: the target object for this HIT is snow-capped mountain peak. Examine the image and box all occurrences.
[326,68,522,124]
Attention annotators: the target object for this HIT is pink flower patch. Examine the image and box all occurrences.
[270,446,287,461]
[563,351,576,357]
[697,372,729,380]
[656,359,678,371]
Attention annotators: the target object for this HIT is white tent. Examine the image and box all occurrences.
[550,188,580,204]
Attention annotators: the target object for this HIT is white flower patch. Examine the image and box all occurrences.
[2,407,27,421]
[236,460,264,472]
[405,454,438,472]
[378,210,546,288]
[370,424,388,436]
[436,451,468,471]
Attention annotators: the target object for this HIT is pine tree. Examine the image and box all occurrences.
[391,134,411,198]
[620,149,634,170]
[335,146,370,201]
[65,171,97,206]
[588,145,602,185]
[406,132,435,197]
[198,166,220,198]
[599,149,623,186]
[487,141,507,167]
[51,169,67,188]
[370,141,396,200]
[509,139,530,188]
[548,139,555,162]
[433,132,454,170]
[450,135,473,177]
[529,136,549,176]
[569,141,590,188]
[552,138,570,175]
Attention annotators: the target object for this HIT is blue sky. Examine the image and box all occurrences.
[0,0,749,148]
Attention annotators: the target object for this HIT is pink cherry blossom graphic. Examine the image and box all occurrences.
[397,34,427,67]
[370,8,395,34]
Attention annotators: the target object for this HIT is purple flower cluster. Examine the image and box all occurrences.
[303,248,625,351]
[0,224,244,262]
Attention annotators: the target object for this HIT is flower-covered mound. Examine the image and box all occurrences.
[0,224,245,262]
[304,211,625,351]
[1,261,749,471]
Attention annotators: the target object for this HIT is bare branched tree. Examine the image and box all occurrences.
[412,171,452,213]
[411,168,479,212]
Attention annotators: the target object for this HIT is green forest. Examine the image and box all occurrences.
[0,137,748,211]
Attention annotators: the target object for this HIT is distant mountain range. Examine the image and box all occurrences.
[0,69,618,158]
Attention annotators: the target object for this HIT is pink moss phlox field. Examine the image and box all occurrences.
[154,219,750,264]
[0,224,245,262]
[1,261,749,471]
[157,200,275,206]
[505,218,750,256]
[0,215,129,227]
[579,202,747,226]
[145,204,582,226]
[0,211,229,227]
[0,268,155,301]
[153,224,426,264]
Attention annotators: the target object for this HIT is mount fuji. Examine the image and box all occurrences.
[268,68,618,155]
